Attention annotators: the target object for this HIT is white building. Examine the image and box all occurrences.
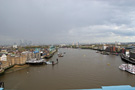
[0,54,7,61]
[13,45,18,48]
[103,44,108,50]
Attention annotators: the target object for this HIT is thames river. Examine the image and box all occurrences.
[0,48,135,90]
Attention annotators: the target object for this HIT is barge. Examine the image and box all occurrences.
[26,58,45,65]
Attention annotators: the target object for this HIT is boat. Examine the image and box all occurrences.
[119,64,127,70]
[120,53,135,64]
[45,61,58,65]
[45,61,53,65]
[119,64,135,74]
[58,53,64,57]
[26,58,44,65]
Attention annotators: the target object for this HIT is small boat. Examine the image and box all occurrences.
[26,58,44,65]
[58,53,64,57]
[45,61,58,65]
[45,61,52,65]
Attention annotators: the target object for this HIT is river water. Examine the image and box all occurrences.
[0,48,135,90]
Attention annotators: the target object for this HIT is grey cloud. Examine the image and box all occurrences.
[0,0,135,44]
[69,24,135,39]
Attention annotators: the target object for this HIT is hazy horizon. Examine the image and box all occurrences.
[1,0,135,45]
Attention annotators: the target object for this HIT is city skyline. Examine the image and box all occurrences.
[0,0,135,44]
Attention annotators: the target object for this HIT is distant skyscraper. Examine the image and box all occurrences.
[20,40,24,46]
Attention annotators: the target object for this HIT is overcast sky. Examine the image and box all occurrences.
[0,0,135,45]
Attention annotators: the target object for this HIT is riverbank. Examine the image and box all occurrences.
[0,64,29,76]
[5,65,29,74]
[0,69,5,76]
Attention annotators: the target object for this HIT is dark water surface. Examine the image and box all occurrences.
[0,48,135,90]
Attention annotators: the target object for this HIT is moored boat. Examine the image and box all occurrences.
[120,53,135,64]
[45,61,58,65]
[119,64,127,71]
[26,58,45,65]
[119,64,135,74]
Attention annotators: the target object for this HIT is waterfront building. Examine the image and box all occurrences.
[0,53,28,69]
[0,49,8,54]
[103,44,108,50]
[0,54,7,61]
[97,45,103,50]
[123,46,135,57]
